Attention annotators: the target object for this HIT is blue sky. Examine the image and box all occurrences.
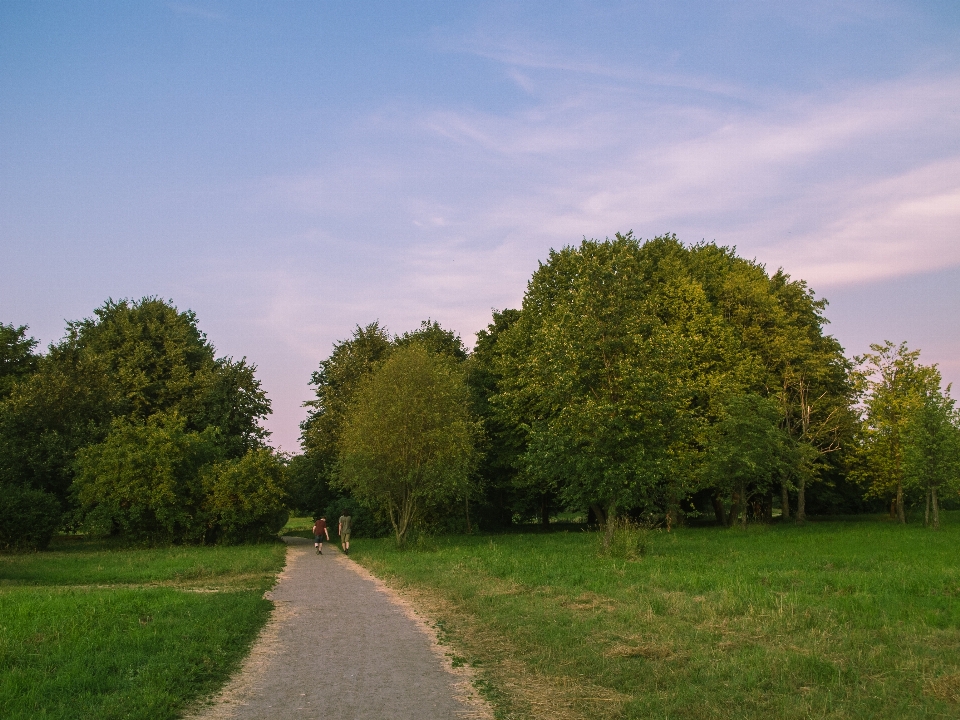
[2,1,959,450]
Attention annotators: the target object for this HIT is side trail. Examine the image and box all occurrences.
[187,536,490,720]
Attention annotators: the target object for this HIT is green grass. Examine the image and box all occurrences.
[0,537,286,720]
[353,514,960,720]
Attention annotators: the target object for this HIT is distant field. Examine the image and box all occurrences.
[355,514,960,720]
[0,538,286,720]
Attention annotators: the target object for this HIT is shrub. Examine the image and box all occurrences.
[73,414,219,543]
[0,484,61,552]
[203,449,289,544]
[324,496,391,540]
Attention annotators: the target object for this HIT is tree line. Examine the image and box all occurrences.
[294,234,960,544]
[3,234,958,550]
[0,298,286,550]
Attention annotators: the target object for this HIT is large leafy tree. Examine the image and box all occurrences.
[490,233,853,533]
[336,344,479,545]
[686,244,854,522]
[297,319,468,518]
[467,308,541,527]
[0,298,270,508]
[494,235,741,539]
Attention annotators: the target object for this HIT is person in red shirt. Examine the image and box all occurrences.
[312,517,329,555]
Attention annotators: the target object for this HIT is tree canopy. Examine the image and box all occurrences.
[336,344,479,544]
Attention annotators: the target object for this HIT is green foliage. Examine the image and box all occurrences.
[0,484,61,552]
[852,341,944,522]
[466,308,531,528]
[0,323,39,399]
[394,318,468,360]
[203,448,290,543]
[705,394,798,526]
[299,322,393,504]
[323,496,392,539]
[0,298,271,516]
[489,233,853,528]
[902,385,960,528]
[73,414,221,543]
[337,344,480,545]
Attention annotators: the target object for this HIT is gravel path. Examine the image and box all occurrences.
[187,536,489,720]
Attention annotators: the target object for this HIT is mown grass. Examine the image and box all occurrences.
[0,537,286,720]
[354,514,960,720]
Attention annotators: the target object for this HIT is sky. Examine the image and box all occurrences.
[2,1,959,451]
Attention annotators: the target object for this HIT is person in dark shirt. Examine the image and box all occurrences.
[313,517,329,555]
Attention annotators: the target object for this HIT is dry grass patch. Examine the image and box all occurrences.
[926,672,960,704]
[565,591,615,613]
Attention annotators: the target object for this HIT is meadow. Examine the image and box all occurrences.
[0,537,286,720]
[354,514,960,720]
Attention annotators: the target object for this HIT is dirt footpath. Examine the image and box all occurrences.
[187,536,490,720]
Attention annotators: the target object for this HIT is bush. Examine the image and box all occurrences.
[73,414,219,543]
[0,484,61,552]
[324,496,391,540]
[204,449,289,543]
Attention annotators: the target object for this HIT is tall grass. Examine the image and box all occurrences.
[354,514,960,720]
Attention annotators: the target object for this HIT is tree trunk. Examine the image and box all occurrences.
[540,495,550,527]
[740,482,748,528]
[762,491,773,524]
[590,503,607,528]
[925,489,931,527]
[896,480,905,524]
[932,486,940,530]
[796,476,806,523]
[780,483,790,521]
[602,503,617,549]
[711,494,727,526]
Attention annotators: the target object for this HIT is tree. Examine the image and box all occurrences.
[902,387,960,529]
[336,344,479,545]
[704,394,797,527]
[0,298,270,510]
[299,322,393,513]
[0,323,39,398]
[853,341,942,523]
[494,234,742,543]
[203,448,290,543]
[466,308,538,528]
[395,319,468,361]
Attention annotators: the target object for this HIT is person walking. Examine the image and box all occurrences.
[338,512,352,555]
[313,517,329,555]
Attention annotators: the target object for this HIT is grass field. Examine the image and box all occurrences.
[0,537,286,720]
[354,514,960,720]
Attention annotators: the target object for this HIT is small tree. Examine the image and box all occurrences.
[903,389,960,529]
[203,448,289,543]
[336,344,479,546]
[853,342,941,523]
[705,394,796,527]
